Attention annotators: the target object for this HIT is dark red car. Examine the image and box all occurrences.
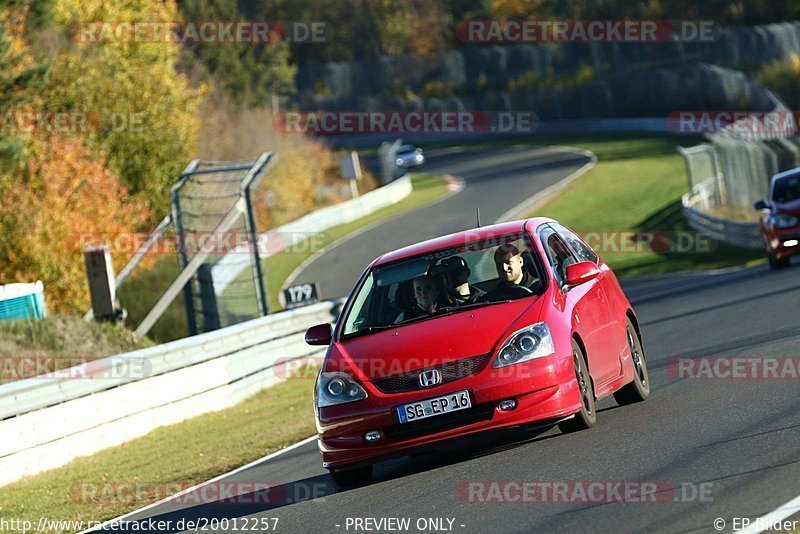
[755,168,800,269]
[305,218,650,487]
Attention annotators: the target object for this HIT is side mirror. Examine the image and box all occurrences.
[565,261,601,287]
[305,323,333,346]
[754,200,769,211]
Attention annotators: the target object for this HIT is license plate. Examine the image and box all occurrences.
[396,390,471,424]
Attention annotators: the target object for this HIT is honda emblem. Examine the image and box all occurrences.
[418,368,442,387]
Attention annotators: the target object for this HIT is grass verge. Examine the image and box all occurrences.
[525,136,764,275]
[0,372,318,527]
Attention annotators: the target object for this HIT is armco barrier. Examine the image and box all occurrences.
[0,300,341,487]
[682,179,763,249]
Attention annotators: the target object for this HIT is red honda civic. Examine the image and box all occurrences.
[305,218,650,487]
[755,168,800,269]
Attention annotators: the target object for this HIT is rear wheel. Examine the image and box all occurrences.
[558,340,596,433]
[329,464,373,488]
[768,252,790,269]
[613,318,650,405]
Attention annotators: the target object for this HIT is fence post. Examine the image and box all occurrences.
[244,186,269,316]
[171,189,198,336]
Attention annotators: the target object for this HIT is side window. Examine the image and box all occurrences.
[552,223,598,264]
[539,226,578,286]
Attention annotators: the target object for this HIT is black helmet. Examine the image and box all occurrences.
[438,256,470,286]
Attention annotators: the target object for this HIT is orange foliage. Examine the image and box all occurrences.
[0,135,151,313]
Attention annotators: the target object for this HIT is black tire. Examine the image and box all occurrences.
[329,464,373,488]
[558,340,597,433]
[613,318,650,406]
[768,252,790,269]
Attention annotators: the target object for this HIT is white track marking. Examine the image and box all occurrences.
[82,435,317,532]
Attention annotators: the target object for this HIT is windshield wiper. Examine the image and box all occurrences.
[343,316,429,338]
[433,299,513,315]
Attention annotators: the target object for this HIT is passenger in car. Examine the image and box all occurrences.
[394,275,442,323]
[483,244,536,300]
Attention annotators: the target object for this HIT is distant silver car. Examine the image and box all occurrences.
[395,144,425,168]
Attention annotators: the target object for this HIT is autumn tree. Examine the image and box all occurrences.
[43,0,203,216]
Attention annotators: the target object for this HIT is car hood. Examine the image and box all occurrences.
[774,199,800,217]
[327,296,545,381]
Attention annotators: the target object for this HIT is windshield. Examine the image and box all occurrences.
[341,232,543,337]
[773,174,800,204]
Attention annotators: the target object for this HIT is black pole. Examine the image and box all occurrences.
[243,187,269,316]
[171,191,198,336]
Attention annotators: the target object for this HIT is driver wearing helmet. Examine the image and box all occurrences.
[438,255,484,305]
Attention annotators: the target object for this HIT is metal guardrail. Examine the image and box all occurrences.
[682,179,763,249]
[0,300,342,487]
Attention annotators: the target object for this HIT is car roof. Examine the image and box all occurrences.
[371,217,553,267]
[397,145,416,151]
[772,167,800,186]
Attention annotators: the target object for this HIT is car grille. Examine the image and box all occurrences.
[371,354,491,394]
[383,403,495,443]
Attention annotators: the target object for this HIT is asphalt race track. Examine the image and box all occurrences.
[103,147,800,534]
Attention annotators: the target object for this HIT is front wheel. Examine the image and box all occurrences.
[558,340,596,433]
[329,464,373,488]
[768,252,790,269]
[613,318,650,406]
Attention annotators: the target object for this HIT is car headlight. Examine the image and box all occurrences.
[771,214,799,228]
[395,158,404,166]
[316,371,368,407]
[492,323,555,368]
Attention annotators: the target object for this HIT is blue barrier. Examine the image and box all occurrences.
[0,282,47,320]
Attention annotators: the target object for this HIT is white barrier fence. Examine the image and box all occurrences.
[0,301,340,488]
[682,179,763,249]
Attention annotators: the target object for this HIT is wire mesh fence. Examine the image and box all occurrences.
[103,155,276,341]
[171,156,273,336]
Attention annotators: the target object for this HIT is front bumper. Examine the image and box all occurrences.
[316,353,581,469]
[765,227,800,259]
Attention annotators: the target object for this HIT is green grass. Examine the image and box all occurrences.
[0,372,318,527]
[525,136,765,275]
[117,254,189,344]
[223,173,450,314]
